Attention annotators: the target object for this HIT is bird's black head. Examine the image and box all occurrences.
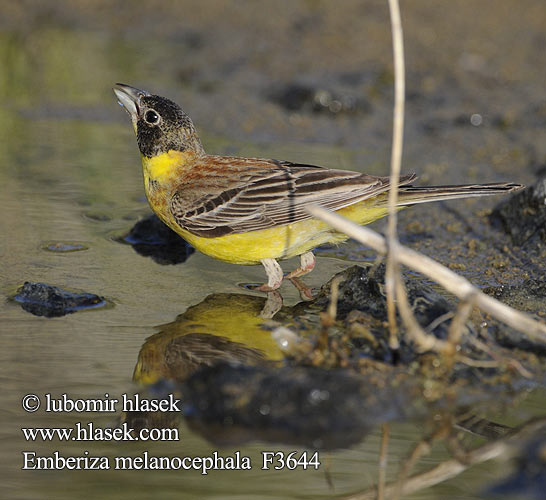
[114,83,204,158]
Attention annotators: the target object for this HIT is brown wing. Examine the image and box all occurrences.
[169,156,416,237]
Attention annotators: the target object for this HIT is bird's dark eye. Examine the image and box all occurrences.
[144,109,160,124]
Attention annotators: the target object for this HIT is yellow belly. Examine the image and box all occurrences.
[159,198,394,265]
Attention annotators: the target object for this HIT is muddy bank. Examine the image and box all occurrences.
[124,265,546,454]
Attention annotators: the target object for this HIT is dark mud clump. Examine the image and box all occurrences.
[13,282,106,317]
[120,213,194,265]
[490,175,546,247]
[181,363,417,450]
[313,265,458,364]
[483,279,546,307]
[482,280,546,356]
[314,265,388,321]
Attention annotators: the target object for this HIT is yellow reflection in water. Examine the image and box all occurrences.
[133,293,285,385]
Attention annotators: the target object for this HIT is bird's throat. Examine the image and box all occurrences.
[141,150,193,185]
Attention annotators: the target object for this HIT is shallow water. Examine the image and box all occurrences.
[2,2,545,499]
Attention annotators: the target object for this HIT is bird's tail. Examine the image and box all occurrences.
[391,182,524,206]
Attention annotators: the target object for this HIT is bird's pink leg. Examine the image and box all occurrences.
[285,252,316,279]
[254,258,284,292]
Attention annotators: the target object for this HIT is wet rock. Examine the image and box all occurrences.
[181,363,416,450]
[270,83,371,115]
[13,282,106,317]
[490,176,546,246]
[120,214,194,265]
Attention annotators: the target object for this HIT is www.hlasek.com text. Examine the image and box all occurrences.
[22,422,179,442]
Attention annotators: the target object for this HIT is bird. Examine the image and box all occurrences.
[113,83,523,293]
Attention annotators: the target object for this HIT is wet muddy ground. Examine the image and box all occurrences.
[1,1,545,499]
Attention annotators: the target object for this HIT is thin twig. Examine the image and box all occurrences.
[444,298,475,370]
[306,206,546,344]
[394,268,442,352]
[385,0,406,349]
[465,335,534,378]
[377,423,390,500]
[327,276,342,323]
[392,425,450,500]
[319,276,342,350]
[425,311,454,334]
[448,298,474,350]
[455,356,500,369]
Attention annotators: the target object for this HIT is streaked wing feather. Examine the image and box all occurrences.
[170,157,415,237]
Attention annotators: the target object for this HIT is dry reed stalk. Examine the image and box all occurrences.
[377,423,390,500]
[385,0,406,349]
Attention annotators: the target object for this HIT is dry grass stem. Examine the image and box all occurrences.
[393,267,445,352]
[319,276,342,349]
[327,276,342,323]
[425,311,454,334]
[391,426,450,500]
[385,0,406,349]
[377,423,390,500]
[306,206,546,344]
[465,335,534,378]
[447,298,474,350]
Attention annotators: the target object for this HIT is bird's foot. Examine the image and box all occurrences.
[253,282,281,293]
[285,251,316,279]
[255,258,284,293]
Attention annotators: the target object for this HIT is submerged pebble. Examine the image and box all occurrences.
[42,242,88,253]
[13,282,107,317]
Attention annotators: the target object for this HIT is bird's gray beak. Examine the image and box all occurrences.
[113,83,150,124]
